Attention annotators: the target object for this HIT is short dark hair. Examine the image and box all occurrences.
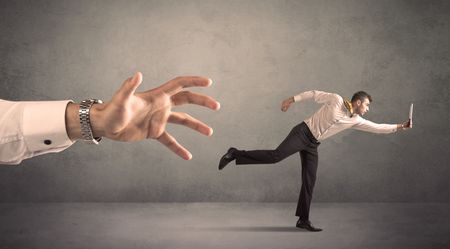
[351,91,372,103]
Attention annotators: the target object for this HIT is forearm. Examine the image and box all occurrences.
[353,119,398,134]
[293,90,339,104]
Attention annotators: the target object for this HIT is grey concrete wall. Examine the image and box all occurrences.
[0,0,449,202]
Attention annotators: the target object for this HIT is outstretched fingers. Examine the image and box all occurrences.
[161,76,212,95]
[171,91,220,110]
[169,112,213,136]
[157,131,192,160]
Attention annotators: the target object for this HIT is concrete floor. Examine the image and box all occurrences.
[0,203,449,249]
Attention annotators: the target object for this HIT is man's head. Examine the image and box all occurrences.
[351,91,372,116]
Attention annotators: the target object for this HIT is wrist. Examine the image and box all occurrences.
[90,103,106,138]
[65,102,106,141]
[65,102,82,140]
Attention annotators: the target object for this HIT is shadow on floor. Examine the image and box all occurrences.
[192,226,309,232]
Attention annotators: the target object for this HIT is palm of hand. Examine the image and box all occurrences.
[98,73,219,160]
[103,91,170,141]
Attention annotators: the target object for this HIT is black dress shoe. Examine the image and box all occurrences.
[219,147,237,170]
[296,219,322,232]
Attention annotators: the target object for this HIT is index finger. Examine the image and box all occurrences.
[161,76,212,95]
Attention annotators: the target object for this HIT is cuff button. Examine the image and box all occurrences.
[44,139,52,145]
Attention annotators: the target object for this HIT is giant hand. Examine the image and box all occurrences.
[66,72,220,160]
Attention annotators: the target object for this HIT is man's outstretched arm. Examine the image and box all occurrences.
[353,118,411,134]
[0,72,220,165]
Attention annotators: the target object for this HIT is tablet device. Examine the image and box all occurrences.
[409,103,413,128]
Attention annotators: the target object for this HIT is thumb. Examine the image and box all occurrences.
[117,72,143,100]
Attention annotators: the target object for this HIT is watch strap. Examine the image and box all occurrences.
[79,99,103,144]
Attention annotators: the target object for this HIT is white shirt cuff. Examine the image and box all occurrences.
[22,100,75,153]
[293,95,302,102]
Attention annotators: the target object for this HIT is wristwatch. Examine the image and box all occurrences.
[79,99,103,144]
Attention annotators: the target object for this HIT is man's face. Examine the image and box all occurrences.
[354,98,370,116]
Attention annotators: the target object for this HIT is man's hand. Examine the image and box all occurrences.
[67,72,220,160]
[281,97,294,112]
[398,120,412,130]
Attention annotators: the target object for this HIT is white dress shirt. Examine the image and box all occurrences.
[0,99,74,165]
[293,90,397,141]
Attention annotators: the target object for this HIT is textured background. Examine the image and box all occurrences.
[0,0,449,202]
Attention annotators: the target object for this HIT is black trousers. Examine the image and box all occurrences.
[234,122,320,221]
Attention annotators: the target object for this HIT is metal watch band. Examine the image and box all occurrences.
[79,99,103,144]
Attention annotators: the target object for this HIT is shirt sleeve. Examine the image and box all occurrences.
[352,117,398,134]
[293,90,341,104]
[0,99,75,165]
